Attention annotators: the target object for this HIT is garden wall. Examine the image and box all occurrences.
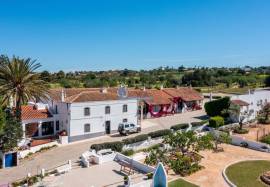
[231,135,270,153]
[123,137,163,151]
[18,141,59,159]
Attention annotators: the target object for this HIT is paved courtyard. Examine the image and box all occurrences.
[39,161,146,187]
[0,110,205,183]
[184,144,270,187]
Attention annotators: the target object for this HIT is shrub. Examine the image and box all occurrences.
[122,134,149,145]
[90,141,124,152]
[147,172,153,179]
[191,120,208,127]
[233,128,249,134]
[204,97,230,117]
[261,135,270,145]
[148,129,171,138]
[170,123,189,131]
[208,116,224,128]
[121,149,135,156]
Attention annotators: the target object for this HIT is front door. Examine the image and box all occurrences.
[41,122,54,136]
[105,121,111,134]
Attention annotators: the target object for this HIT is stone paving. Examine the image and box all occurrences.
[184,144,270,187]
[0,110,205,183]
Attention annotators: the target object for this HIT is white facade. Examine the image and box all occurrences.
[22,96,139,143]
[67,99,138,142]
[231,89,270,122]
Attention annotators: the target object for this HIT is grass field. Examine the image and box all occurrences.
[169,178,198,187]
[225,160,270,187]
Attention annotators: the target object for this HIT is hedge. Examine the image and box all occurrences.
[208,116,224,128]
[260,134,270,145]
[191,120,208,127]
[170,123,189,131]
[204,97,230,117]
[122,134,149,145]
[148,129,172,138]
[90,141,124,152]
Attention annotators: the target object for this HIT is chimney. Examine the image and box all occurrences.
[176,85,180,89]
[160,84,164,90]
[101,87,108,93]
[142,86,146,91]
[33,104,38,110]
[61,89,65,102]
[210,92,213,101]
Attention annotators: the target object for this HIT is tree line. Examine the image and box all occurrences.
[38,65,270,89]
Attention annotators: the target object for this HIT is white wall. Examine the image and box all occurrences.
[69,99,138,137]
[232,90,270,120]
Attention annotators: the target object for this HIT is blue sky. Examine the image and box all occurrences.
[1,0,270,71]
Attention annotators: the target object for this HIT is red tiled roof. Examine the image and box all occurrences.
[65,91,119,103]
[164,88,203,101]
[21,105,52,121]
[231,99,249,106]
[48,87,202,104]
[144,89,173,105]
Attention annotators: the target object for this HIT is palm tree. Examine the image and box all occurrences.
[0,56,49,120]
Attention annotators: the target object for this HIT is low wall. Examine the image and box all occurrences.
[19,141,58,159]
[114,153,155,174]
[231,135,270,153]
[123,137,163,151]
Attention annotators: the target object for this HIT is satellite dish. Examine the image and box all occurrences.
[118,86,128,98]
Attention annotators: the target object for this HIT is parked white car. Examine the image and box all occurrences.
[118,122,140,135]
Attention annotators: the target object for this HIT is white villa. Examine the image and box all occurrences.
[20,87,203,146]
[21,87,138,145]
[230,89,270,123]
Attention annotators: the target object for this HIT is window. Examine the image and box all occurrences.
[123,104,128,113]
[56,121,60,131]
[55,105,58,114]
[130,124,135,128]
[105,106,110,114]
[84,124,90,133]
[84,107,90,116]
[123,118,128,123]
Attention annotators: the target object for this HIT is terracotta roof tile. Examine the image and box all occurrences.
[21,105,52,121]
[66,91,119,103]
[48,87,202,104]
[231,99,249,106]
[164,88,203,101]
[147,89,173,105]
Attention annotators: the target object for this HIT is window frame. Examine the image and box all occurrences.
[56,120,60,131]
[105,106,110,114]
[123,104,128,113]
[84,107,90,116]
[84,123,91,133]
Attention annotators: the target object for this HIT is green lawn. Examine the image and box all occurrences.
[169,178,198,187]
[226,160,270,187]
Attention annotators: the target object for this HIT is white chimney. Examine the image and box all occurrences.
[160,84,164,90]
[143,86,146,91]
[61,89,65,102]
[210,92,213,101]
[101,87,108,93]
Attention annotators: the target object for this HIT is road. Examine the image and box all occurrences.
[0,110,206,183]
